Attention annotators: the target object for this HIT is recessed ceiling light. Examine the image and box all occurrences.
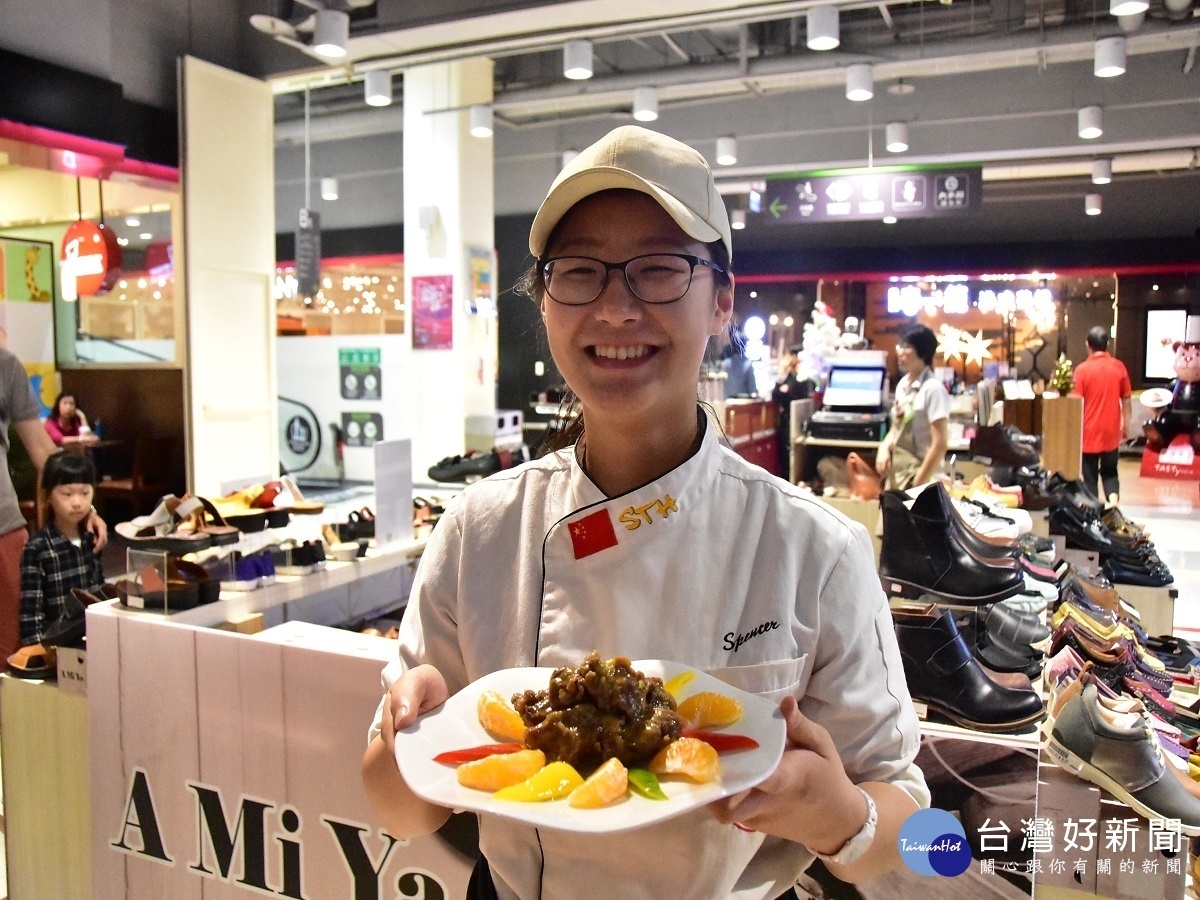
[139,232,153,240]
[887,79,915,96]
[125,216,140,227]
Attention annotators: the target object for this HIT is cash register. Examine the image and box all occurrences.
[807,363,890,442]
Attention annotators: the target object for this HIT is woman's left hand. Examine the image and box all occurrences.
[86,507,108,551]
[707,695,865,854]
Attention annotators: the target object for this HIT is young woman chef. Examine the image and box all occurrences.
[363,125,929,900]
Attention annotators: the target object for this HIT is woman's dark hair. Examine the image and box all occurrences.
[50,392,78,422]
[41,451,96,493]
[518,238,733,457]
[898,323,937,367]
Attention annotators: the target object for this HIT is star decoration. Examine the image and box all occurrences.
[961,330,994,367]
[936,324,967,362]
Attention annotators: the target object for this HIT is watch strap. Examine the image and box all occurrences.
[813,787,877,866]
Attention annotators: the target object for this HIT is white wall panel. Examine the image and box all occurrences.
[181,56,278,494]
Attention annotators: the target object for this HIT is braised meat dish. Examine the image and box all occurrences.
[512,652,683,771]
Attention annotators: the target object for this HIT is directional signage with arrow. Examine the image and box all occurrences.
[759,166,982,224]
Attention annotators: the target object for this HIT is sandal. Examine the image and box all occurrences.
[8,643,57,679]
[275,476,324,515]
[176,496,242,545]
[115,495,215,555]
[206,491,270,533]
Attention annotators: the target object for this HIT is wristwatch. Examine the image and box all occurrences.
[813,787,877,866]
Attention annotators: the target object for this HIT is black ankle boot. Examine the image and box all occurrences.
[879,488,1026,604]
[893,606,1045,732]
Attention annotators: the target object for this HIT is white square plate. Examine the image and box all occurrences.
[393,659,787,834]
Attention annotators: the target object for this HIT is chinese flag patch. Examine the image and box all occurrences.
[568,508,619,560]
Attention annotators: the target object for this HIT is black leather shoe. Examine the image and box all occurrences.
[1049,502,1126,553]
[893,606,1046,732]
[954,610,1044,678]
[1103,557,1174,587]
[1047,474,1104,512]
[879,488,1027,605]
[970,424,1041,467]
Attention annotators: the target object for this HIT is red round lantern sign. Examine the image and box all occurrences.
[60,219,122,299]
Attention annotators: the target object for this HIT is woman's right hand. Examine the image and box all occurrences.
[381,664,449,758]
[874,445,891,477]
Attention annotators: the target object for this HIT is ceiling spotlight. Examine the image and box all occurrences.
[716,135,738,166]
[883,215,898,224]
[1078,105,1103,139]
[139,232,153,241]
[632,86,658,122]
[321,177,339,201]
[563,39,593,80]
[887,79,916,96]
[312,9,349,58]
[886,121,909,153]
[1092,158,1113,184]
[1117,11,1145,30]
[846,64,874,102]
[469,104,494,138]
[807,5,840,51]
[1094,36,1126,77]
[1109,0,1148,15]
[364,70,392,106]
[1086,193,1103,215]
[560,149,579,169]
[731,209,747,230]
[125,216,140,227]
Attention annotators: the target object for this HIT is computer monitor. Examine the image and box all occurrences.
[823,366,887,409]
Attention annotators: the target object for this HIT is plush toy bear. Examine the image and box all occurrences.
[1143,314,1200,453]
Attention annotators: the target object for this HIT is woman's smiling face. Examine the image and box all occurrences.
[541,190,733,428]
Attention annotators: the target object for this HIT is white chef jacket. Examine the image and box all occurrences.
[373,412,928,900]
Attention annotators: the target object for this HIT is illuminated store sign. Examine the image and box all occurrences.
[887,283,1055,328]
[760,166,982,224]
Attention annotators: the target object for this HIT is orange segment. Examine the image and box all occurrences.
[676,691,742,729]
[477,689,526,741]
[457,749,546,791]
[662,671,695,700]
[568,757,629,809]
[649,737,720,784]
[494,761,584,802]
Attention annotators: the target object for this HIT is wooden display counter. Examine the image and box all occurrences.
[723,398,779,475]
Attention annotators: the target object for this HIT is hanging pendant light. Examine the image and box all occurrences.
[632,87,658,122]
[846,64,874,101]
[364,70,392,106]
[1078,105,1103,139]
[312,9,349,57]
[1094,36,1126,77]
[807,5,840,51]
[1091,159,1113,184]
[716,136,738,166]
[563,40,594,80]
[469,104,494,138]
[886,122,909,153]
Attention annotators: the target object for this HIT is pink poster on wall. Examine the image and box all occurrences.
[412,274,454,350]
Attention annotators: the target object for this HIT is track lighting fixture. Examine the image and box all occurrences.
[312,9,349,58]
[563,40,594,80]
[807,5,840,51]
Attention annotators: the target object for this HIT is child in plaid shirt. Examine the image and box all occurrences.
[19,451,104,646]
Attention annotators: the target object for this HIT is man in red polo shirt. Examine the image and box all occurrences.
[1072,325,1131,504]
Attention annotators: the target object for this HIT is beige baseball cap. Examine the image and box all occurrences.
[529,125,732,262]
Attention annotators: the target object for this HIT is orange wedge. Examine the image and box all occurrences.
[569,757,629,809]
[478,689,526,741]
[676,691,742,729]
[648,737,720,784]
[457,749,546,791]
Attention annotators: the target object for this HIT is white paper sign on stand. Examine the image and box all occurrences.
[373,438,413,549]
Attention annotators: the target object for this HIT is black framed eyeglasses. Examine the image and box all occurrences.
[539,253,726,306]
